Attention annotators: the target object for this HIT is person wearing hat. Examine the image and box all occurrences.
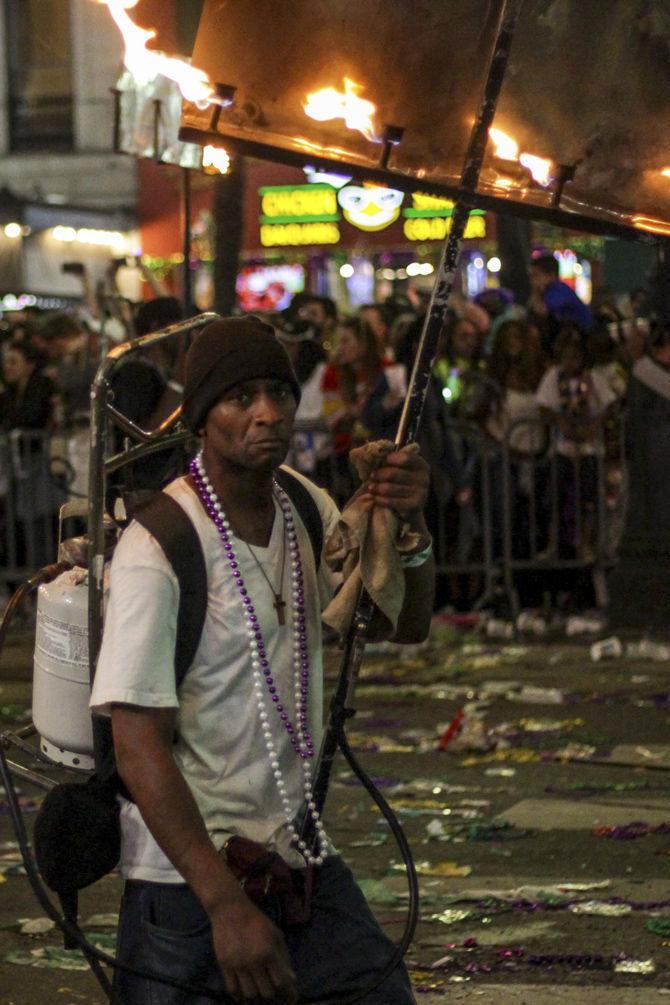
[275,314,329,480]
[91,316,434,1004]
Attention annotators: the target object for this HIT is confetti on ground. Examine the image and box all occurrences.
[613,957,656,974]
[594,821,670,839]
[461,748,542,767]
[18,918,56,935]
[428,908,476,926]
[81,914,118,929]
[4,947,93,972]
[569,901,633,916]
[647,919,670,938]
[391,860,473,878]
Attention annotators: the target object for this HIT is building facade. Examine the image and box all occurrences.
[0,0,138,303]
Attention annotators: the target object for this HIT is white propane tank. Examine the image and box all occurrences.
[32,567,95,770]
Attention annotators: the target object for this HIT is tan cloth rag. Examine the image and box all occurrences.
[321,440,422,638]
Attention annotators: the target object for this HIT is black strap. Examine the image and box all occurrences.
[133,493,208,688]
[274,467,323,569]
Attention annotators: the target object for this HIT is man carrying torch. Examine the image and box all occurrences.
[91,316,434,1004]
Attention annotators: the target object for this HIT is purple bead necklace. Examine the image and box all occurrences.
[191,452,327,865]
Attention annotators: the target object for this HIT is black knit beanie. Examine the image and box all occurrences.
[182,316,301,432]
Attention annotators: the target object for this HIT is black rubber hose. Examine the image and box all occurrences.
[0,741,253,1000]
[2,737,419,1005]
[303,722,419,1005]
[0,571,418,1003]
[0,569,234,1002]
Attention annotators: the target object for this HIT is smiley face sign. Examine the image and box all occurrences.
[337,184,404,231]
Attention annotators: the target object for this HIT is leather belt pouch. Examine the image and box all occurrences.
[222,835,313,924]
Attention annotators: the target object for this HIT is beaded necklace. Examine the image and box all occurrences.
[190,452,326,866]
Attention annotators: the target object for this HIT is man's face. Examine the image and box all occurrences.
[529,266,551,293]
[452,320,479,358]
[298,300,327,329]
[201,378,297,473]
[360,306,387,347]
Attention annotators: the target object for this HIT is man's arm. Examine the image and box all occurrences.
[111,704,297,1004]
[364,447,435,643]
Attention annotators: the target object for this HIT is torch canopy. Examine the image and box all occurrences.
[179,0,670,238]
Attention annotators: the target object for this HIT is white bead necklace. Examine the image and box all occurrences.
[191,452,327,866]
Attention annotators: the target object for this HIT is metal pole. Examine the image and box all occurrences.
[87,313,219,690]
[395,0,524,448]
[182,167,193,315]
[306,0,525,836]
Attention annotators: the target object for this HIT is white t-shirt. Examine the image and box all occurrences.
[90,469,340,882]
[485,388,543,453]
[535,365,616,457]
[295,361,327,422]
[290,361,330,470]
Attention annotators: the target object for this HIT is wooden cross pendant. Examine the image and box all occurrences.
[273,595,287,626]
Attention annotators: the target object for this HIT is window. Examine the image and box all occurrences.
[5,0,74,151]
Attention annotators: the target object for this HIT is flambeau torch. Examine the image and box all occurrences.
[300,0,525,908]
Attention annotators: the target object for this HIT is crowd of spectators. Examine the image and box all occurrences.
[0,250,666,615]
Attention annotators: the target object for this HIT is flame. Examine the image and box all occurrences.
[304,77,378,142]
[489,127,554,187]
[489,127,519,161]
[662,168,670,178]
[202,145,230,175]
[99,0,219,106]
[519,153,553,187]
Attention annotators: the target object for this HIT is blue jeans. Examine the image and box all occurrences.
[112,856,415,1004]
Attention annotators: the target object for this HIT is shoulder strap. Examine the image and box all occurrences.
[131,474,322,682]
[274,468,323,570]
[134,492,207,688]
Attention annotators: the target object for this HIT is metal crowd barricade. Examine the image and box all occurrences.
[423,413,625,616]
[0,430,67,586]
[500,415,624,616]
[431,418,500,606]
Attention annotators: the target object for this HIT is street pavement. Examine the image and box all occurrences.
[3,616,670,1003]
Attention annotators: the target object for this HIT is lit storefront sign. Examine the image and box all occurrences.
[258,183,486,247]
[403,215,486,240]
[402,192,486,241]
[236,262,305,312]
[337,185,403,231]
[260,184,340,246]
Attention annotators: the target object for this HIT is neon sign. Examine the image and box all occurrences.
[257,184,486,246]
[260,222,340,247]
[402,192,486,241]
[260,183,340,246]
[337,184,404,232]
[403,215,486,241]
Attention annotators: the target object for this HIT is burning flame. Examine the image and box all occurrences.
[489,128,519,161]
[304,77,379,142]
[489,127,553,187]
[202,145,230,175]
[519,153,553,187]
[662,168,670,178]
[100,0,220,107]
